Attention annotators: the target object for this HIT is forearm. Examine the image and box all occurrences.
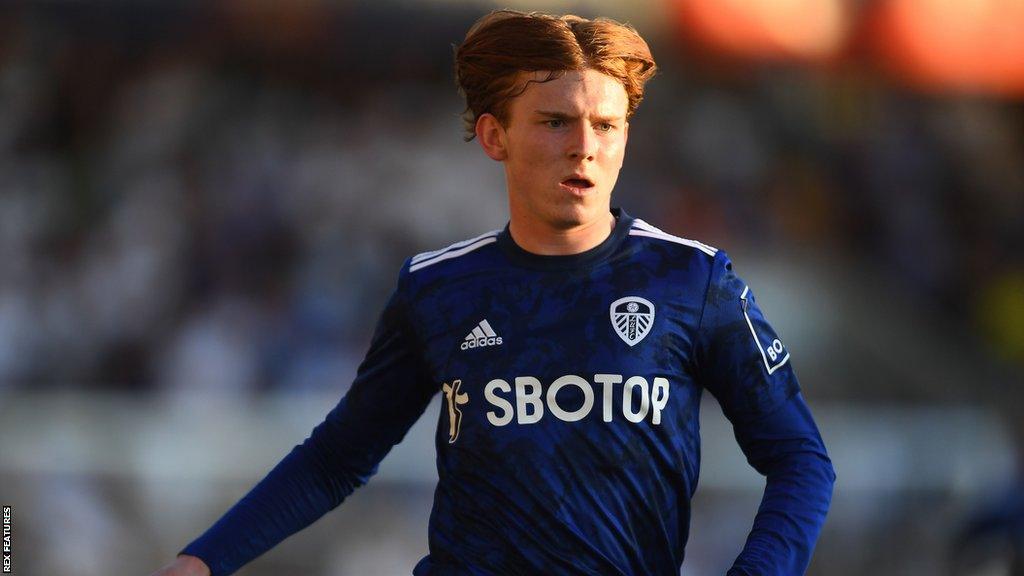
[177,278,433,576]
[180,356,434,573]
[180,438,362,576]
[728,449,835,575]
[728,394,836,576]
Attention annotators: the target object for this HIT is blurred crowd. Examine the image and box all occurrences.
[0,2,1021,400]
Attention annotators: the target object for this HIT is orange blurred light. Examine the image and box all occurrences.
[871,0,1024,96]
[673,0,852,62]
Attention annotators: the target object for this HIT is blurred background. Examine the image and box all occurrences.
[0,0,1022,574]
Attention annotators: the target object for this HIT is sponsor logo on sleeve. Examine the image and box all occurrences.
[740,286,790,374]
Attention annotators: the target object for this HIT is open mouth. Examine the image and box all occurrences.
[560,177,595,190]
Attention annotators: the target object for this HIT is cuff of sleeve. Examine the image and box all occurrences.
[179,542,221,576]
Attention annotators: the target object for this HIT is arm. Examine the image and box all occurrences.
[171,268,435,576]
[695,251,836,576]
[725,393,835,575]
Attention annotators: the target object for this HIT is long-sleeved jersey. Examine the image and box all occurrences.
[181,208,836,575]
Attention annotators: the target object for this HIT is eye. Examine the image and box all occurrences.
[596,122,614,132]
[545,119,565,128]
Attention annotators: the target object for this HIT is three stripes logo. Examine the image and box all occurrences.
[461,319,503,350]
[610,296,655,347]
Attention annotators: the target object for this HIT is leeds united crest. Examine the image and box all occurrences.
[610,296,655,347]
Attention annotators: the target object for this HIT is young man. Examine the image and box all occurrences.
[153,10,835,576]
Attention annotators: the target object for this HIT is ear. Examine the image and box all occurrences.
[476,113,508,161]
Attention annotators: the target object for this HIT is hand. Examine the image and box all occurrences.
[149,554,211,576]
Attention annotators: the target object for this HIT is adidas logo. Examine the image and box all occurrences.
[460,319,503,350]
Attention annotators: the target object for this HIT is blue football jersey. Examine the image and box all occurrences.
[182,208,835,576]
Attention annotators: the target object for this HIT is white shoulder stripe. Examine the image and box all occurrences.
[410,236,498,272]
[630,219,661,233]
[629,230,718,256]
[411,230,501,265]
[629,219,718,256]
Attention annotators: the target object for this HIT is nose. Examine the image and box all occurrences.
[567,123,597,162]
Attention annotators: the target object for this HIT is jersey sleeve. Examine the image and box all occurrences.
[695,251,836,576]
[695,250,798,423]
[179,263,436,576]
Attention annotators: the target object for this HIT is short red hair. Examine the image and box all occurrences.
[454,10,657,140]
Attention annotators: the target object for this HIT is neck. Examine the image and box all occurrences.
[507,208,616,256]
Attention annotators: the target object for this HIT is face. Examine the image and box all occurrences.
[478,68,630,231]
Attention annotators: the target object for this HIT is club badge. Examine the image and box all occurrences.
[610,296,655,347]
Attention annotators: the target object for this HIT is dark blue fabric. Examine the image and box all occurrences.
[181,208,835,575]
